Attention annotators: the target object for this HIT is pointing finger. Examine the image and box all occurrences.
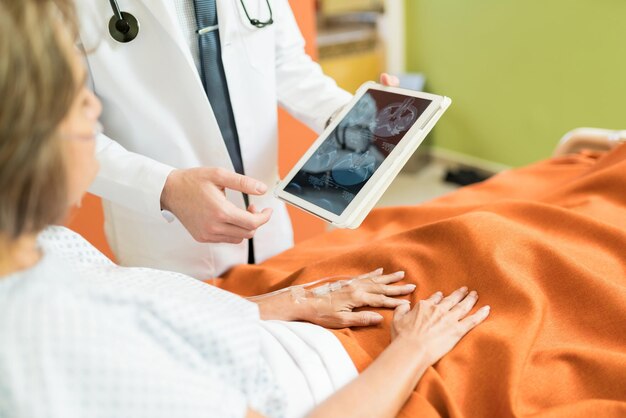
[211,169,268,195]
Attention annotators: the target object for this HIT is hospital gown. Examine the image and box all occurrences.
[0,227,356,418]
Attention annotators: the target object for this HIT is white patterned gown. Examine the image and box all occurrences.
[0,227,356,418]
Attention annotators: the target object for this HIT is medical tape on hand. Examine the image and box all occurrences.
[289,278,355,319]
[247,276,355,312]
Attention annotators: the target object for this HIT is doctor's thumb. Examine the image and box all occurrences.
[380,73,400,87]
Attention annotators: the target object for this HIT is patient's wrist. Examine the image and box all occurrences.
[253,291,306,321]
[386,337,430,379]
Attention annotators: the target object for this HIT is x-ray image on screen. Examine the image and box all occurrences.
[285,89,433,216]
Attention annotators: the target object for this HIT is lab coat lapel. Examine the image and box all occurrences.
[141,0,203,90]
[140,0,236,172]
[217,0,277,181]
[145,0,236,73]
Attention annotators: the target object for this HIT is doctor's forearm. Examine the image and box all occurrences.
[91,134,175,220]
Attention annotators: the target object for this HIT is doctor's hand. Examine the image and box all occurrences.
[252,269,417,328]
[160,167,273,244]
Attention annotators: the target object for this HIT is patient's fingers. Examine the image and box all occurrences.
[354,268,384,281]
[366,282,416,296]
[360,292,410,309]
[438,287,469,311]
[394,302,411,318]
[449,290,478,320]
[370,270,406,285]
[333,311,384,328]
[459,305,491,334]
[425,291,444,304]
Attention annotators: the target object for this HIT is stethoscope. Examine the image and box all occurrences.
[108,0,274,44]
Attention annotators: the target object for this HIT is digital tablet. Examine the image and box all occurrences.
[275,81,451,229]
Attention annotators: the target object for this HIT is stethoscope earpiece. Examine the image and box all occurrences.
[108,0,140,43]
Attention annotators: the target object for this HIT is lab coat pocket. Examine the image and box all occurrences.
[234,0,276,76]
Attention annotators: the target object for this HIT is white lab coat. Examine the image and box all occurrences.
[75,0,352,279]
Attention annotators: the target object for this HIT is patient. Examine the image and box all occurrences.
[0,1,489,417]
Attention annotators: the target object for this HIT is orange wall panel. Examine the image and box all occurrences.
[279,0,327,243]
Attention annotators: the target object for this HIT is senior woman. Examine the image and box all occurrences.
[0,1,489,417]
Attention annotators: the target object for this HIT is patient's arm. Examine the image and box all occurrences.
[248,287,490,418]
[248,269,416,328]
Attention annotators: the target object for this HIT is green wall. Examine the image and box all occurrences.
[405,0,626,167]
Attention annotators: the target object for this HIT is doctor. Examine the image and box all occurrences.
[76,0,397,279]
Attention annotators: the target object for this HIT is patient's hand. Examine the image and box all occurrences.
[252,268,416,328]
[391,287,490,366]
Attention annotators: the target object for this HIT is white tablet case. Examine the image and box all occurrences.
[276,82,452,229]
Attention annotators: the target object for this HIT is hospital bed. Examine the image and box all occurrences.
[218,134,626,417]
[553,127,626,156]
[66,127,626,417]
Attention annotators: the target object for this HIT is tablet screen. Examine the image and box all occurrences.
[285,89,433,216]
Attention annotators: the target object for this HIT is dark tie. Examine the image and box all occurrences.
[192,0,255,263]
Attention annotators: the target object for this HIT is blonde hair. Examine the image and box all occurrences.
[0,0,78,239]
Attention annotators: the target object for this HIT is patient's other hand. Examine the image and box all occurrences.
[300,268,416,328]
[391,287,490,366]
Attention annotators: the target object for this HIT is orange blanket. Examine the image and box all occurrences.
[218,146,626,417]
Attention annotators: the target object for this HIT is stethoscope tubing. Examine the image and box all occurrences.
[107,0,274,43]
[108,0,124,21]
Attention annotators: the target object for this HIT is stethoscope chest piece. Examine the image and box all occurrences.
[109,11,140,43]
